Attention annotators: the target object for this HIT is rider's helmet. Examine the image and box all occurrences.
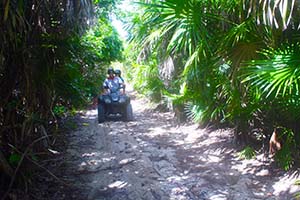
[114,69,121,76]
[107,68,114,74]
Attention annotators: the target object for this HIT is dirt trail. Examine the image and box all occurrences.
[50,90,300,200]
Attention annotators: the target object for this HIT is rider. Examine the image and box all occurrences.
[114,69,126,93]
[102,68,122,94]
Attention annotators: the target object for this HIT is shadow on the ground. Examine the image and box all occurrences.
[42,95,300,200]
[96,106,300,200]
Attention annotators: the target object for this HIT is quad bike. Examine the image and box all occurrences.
[97,86,133,123]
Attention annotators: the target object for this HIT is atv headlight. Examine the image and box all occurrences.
[105,99,111,103]
[119,98,126,103]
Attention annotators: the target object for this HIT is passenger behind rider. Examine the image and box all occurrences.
[102,68,124,94]
[114,69,126,94]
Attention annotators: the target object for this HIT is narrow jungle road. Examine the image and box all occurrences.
[49,89,300,200]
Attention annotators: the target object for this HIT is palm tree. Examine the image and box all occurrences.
[128,0,300,150]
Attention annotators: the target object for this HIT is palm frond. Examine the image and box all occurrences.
[242,43,300,98]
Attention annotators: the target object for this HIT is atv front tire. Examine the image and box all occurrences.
[98,104,105,123]
[124,103,133,121]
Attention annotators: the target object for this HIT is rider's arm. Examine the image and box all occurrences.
[116,77,125,94]
[121,77,126,92]
[102,80,109,94]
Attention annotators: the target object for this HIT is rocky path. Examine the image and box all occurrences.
[50,92,300,200]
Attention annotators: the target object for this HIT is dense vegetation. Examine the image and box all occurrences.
[124,0,300,170]
[0,0,122,198]
[1,0,300,198]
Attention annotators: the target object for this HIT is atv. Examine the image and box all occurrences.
[97,86,133,123]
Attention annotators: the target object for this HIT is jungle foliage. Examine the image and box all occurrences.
[124,0,300,169]
[0,0,122,197]
[2,0,300,197]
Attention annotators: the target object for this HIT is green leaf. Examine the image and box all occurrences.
[9,153,21,166]
[4,0,10,22]
[238,146,256,160]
